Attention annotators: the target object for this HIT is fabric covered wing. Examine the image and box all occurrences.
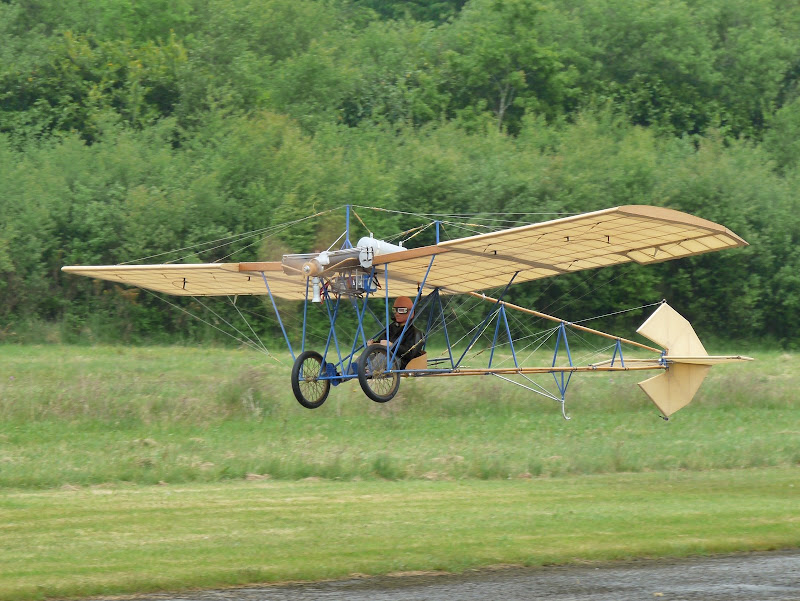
[374,205,747,294]
[63,206,746,300]
[61,263,307,300]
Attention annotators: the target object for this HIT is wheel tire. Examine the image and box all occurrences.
[291,350,331,409]
[358,343,400,403]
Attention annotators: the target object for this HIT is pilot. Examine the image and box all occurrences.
[369,296,423,369]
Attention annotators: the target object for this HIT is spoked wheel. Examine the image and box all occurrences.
[358,343,400,403]
[291,350,331,409]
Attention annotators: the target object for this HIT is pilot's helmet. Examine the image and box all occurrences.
[392,296,414,324]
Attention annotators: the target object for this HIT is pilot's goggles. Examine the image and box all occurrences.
[392,307,410,314]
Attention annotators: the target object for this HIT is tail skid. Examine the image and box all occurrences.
[636,303,751,417]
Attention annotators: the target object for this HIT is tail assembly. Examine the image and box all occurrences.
[636,303,752,418]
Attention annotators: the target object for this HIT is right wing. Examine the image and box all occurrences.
[61,262,307,300]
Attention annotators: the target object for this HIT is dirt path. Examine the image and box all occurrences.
[100,550,799,600]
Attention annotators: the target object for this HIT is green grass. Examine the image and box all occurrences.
[1,469,798,600]
[0,344,798,600]
[0,345,797,488]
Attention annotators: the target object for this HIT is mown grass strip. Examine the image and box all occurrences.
[1,468,798,600]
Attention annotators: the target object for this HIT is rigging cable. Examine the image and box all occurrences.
[572,300,664,325]
[350,208,372,237]
[228,295,271,356]
[121,206,343,265]
[140,289,281,363]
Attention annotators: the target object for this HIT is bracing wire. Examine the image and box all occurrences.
[121,206,343,265]
[211,221,297,263]
[325,230,347,252]
[547,263,638,316]
[351,206,588,249]
[534,265,607,314]
[384,224,427,244]
[430,294,495,356]
[121,225,278,264]
[228,296,270,356]
[190,295,286,365]
[352,205,577,247]
[140,289,281,362]
[517,373,562,402]
[572,342,618,367]
[437,220,495,236]
[495,376,558,402]
[352,205,575,221]
[572,300,663,325]
[489,320,560,368]
[475,326,560,367]
[212,208,344,263]
[401,221,434,245]
[350,208,372,237]
[491,373,561,402]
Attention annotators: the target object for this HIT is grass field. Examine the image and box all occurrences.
[1,469,797,601]
[0,345,797,487]
[0,344,798,599]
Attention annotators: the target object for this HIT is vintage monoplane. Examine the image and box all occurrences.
[63,205,751,419]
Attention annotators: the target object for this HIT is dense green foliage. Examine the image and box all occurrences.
[1,0,799,345]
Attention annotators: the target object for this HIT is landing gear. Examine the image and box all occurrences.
[291,350,331,409]
[357,343,400,403]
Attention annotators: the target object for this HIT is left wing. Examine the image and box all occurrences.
[373,205,747,294]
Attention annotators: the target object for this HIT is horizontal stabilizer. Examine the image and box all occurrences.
[666,355,753,365]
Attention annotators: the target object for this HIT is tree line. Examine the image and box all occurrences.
[1,0,799,347]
